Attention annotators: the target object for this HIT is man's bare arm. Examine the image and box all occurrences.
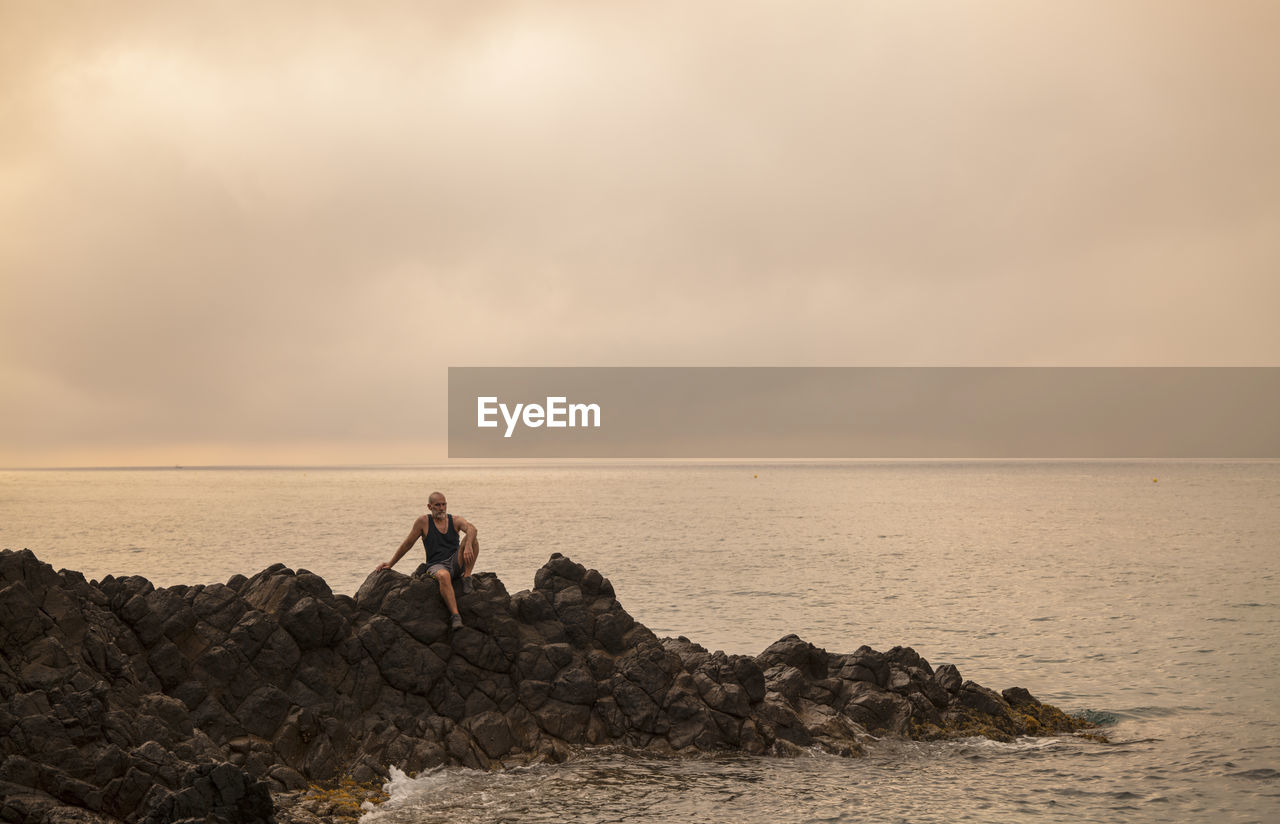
[454,515,478,566]
[377,516,426,570]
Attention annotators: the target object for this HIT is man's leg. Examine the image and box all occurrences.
[461,538,479,594]
[464,537,480,576]
[433,569,462,624]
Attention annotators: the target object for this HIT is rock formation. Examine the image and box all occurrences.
[0,549,1091,823]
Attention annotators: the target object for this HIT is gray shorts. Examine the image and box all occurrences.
[425,551,463,581]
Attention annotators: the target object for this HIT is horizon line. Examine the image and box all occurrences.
[5,457,1279,471]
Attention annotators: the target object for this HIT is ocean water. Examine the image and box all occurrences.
[2,462,1278,823]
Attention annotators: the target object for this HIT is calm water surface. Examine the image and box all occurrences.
[3,462,1278,822]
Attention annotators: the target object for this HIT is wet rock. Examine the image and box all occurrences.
[842,681,913,734]
[465,710,514,758]
[957,680,1009,717]
[1002,686,1040,707]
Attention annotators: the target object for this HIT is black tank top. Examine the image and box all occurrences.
[422,514,459,565]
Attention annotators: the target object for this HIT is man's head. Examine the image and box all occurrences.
[428,492,447,517]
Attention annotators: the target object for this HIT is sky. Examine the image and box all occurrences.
[2,1,1278,467]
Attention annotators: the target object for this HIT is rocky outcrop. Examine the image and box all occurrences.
[0,549,1091,823]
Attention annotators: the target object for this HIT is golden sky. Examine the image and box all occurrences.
[2,1,1278,466]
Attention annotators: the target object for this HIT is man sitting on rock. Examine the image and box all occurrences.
[376,491,479,629]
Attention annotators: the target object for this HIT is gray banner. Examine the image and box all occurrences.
[448,367,1279,458]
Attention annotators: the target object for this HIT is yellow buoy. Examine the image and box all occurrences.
[1153,478,1158,483]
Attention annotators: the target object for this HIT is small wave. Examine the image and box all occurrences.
[359,765,498,821]
[1229,767,1280,781]
[952,735,1069,755]
[1071,737,1164,748]
[1107,705,1200,719]
[1053,786,1171,804]
[1075,709,1120,726]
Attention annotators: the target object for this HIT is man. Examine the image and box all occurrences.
[376,491,478,629]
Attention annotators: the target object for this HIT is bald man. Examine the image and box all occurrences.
[377,491,479,629]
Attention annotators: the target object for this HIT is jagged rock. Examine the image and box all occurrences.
[757,634,829,679]
[0,547,1093,824]
[933,662,963,695]
[957,680,1009,717]
[1002,686,1039,707]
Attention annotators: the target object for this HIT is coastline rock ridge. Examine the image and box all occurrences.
[0,549,1092,823]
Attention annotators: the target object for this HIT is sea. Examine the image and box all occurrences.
[2,461,1277,823]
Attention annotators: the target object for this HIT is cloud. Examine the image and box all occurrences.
[2,1,1278,464]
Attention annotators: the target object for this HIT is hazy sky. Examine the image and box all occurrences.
[2,1,1278,466]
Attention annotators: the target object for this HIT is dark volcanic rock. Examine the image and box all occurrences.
[0,548,1092,823]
